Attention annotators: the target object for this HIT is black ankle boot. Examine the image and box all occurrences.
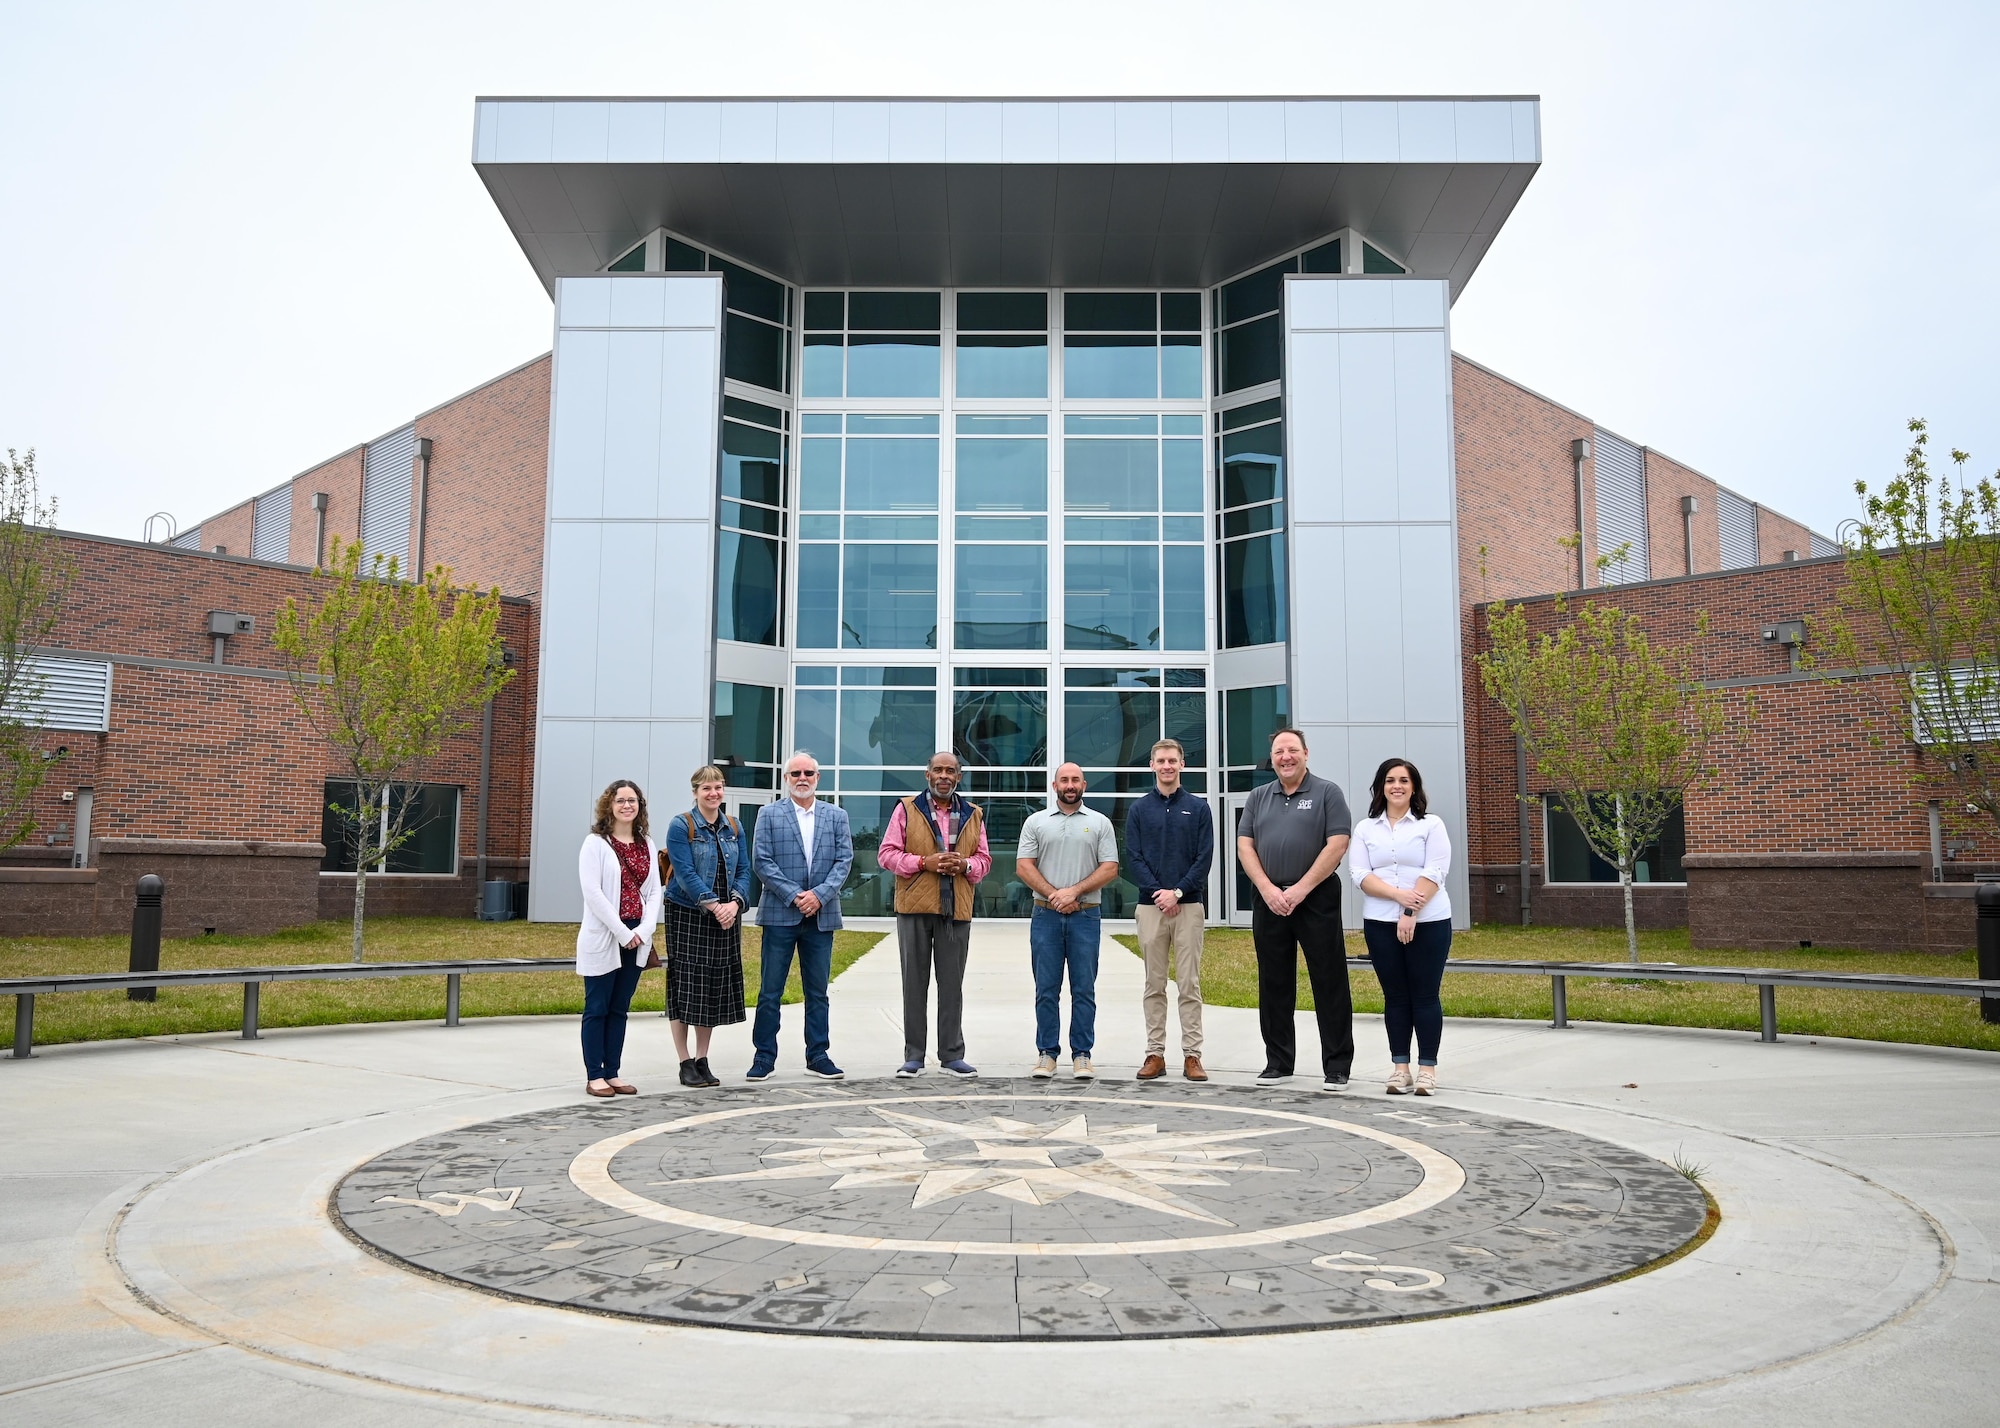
[678,1059,702,1088]
[695,1056,720,1087]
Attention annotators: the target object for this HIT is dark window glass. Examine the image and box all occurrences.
[1222,503,1284,538]
[1163,545,1204,651]
[844,438,939,510]
[1164,689,1208,764]
[724,313,785,392]
[804,291,845,330]
[843,667,935,686]
[848,291,941,331]
[955,667,1047,687]
[1165,668,1205,688]
[1223,685,1289,767]
[713,682,779,765]
[1065,667,1161,687]
[1547,797,1686,883]
[1161,333,1202,398]
[1221,398,1283,431]
[1300,239,1342,274]
[954,689,1048,767]
[793,687,838,761]
[955,437,1047,512]
[1064,438,1157,512]
[1065,516,1158,542]
[954,545,1047,650]
[841,545,938,649]
[664,237,706,271]
[837,795,900,916]
[714,531,781,645]
[846,334,941,398]
[724,396,785,429]
[1063,335,1156,399]
[801,334,843,397]
[1065,544,1160,651]
[957,292,1047,331]
[956,335,1047,398]
[608,243,647,272]
[839,687,937,766]
[1222,533,1288,648]
[1219,260,1292,326]
[720,420,784,506]
[1363,242,1407,275]
[320,783,458,874]
[968,797,1046,917]
[796,544,839,648]
[1163,515,1204,542]
[711,258,786,324]
[1221,425,1284,505]
[1219,314,1282,392]
[1162,440,1202,513]
[1064,292,1156,332]
[1065,689,1161,767]
[1160,292,1202,332]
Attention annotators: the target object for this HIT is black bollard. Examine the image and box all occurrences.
[1978,882,2000,1024]
[129,874,164,1003]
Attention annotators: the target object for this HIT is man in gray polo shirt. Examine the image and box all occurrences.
[1236,727,1354,1089]
[1015,762,1120,1079]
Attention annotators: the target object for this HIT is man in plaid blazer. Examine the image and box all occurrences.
[748,750,853,1081]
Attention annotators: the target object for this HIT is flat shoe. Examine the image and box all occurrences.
[585,1082,616,1098]
[609,1080,638,1094]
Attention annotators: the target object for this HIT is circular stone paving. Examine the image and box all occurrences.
[333,1081,1709,1340]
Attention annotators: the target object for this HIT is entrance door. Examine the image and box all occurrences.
[1222,793,1255,927]
[728,791,781,920]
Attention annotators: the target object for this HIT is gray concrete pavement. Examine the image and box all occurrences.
[3,923,1997,1425]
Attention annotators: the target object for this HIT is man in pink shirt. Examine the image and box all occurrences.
[877,751,992,1078]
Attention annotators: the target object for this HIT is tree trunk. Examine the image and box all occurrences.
[352,862,368,964]
[1620,864,1638,965]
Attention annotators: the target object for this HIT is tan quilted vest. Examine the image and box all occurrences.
[893,796,985,920]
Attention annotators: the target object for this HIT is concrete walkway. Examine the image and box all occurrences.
[4,924,1998,1425]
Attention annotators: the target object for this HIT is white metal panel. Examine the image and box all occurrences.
[547,330,609,521]
[1228,102,1285,161]
[1290,523,1349,724]
[527,719,594,922]
[1593,429,1650,584]
[1342,527,1404,723]
[1003,102,1058,162]
[1336,280,1395,329]
[648,521,718,724]
[494,101,553,162]
[1170,102,1228,161]
[1397,102,1457,160]
[550,101,609,162]
[359,426,416,571]
[473,101,499,163]
[717,102,777,162]
[3,655,112,732]
[601,331,666,521]
[1512,101,1541,162]
[945,103,1004,162]
[1392,330,1452,522]
[1336,331,1399,523]
[888,103,946,162]
[607,278,668,328]
[1453,101,1514,162]
[558,276,612,328]
[607,102,666,163]
[662,103,723,162]
[1059,102,1115,162]
[537,524,600,719]
[1399,525,1459,713]
[833,102,890,162]
[777,102,834,162]
[1285,331,1343,525]
[1341,102,1399,161]
[251,485,290,562]
[594,523,658,717]
[1284,101,1341,161]
[1718,489,1759,569]
[1115,102,1173,162]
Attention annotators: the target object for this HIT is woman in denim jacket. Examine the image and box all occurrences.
[661,765,753,1087]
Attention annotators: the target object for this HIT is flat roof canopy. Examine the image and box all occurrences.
[474,97,1539,296]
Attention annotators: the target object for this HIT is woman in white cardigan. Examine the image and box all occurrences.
[577,780,662,1097]
[1348,758,1453,1097]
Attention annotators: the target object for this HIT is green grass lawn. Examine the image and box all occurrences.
[0,919,883,1050]
[1114,923,2000,1054]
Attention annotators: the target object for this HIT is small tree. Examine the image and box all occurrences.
[1822,420,2000,833]
[274,540,513,962]
[0,449,74,849]
[1479,592,1735,964]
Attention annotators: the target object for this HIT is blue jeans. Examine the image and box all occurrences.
[1363,918,1452,1065]
[1030,905,1099,1057]
[581,934,643,1080]
[752,920,833,1065]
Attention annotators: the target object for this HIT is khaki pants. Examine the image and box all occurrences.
[1134,902,1204,1056]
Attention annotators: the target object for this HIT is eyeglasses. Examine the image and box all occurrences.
[787,770,818,780]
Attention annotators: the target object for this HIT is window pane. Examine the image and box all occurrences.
[1221,398,1283,431]
[1063,335,1157,399]
[1164,690,1208,764]
[1162,545,1204,650]
[1219,260,1290,326]
[802,334,843,396]
[1163,515,1204,542]
[803,291,844,330]
[846,414,939,435]
[841,667,935,685]
[712,258,786,324]
[664,238,705,271]
[1301,238,1342,274]
[801,438,841,510]
[796,544,839,648]
[1064,689,1161,767]
[1162,440,1202,512]
[1219,314,1282,392]
[1363,242,1406,274]
[955,437,1047,511]
[721,501,781,535]
[1222,533,1288,648]
[1546,797,1686,883]
[793,688,838,768]
[955,515,1047,540]
[841,544,938,649]
[837,795,900,917]
[720,420,784,505]
[844,438,939,510]
[969,797,1045,917]
[954,545,1047,650]
[724,313,785,392]
[846,334,941,397]
[957,292,1047,331]
[1063,292,1156,331]
[954,689,1048,767]
[1160,292,1201,332]
[385,785,459,874]
[955,335,1048,398]
[795,665,837,684]
[1066,414,1157,435]
[1065,516,1157,541]
[713,682,779,765]
[1223,684,1289,767]
[840,687,937,765]
[609,243,646,272]
[1222,503,1284,537]
[958,414,1047,435]
[1064,438,1157,511]
[320,781,359,872]
[844,515,937,540]
[715,531,781,645]
[1221,425,1284,505]
[1065,544,1160,651]
[1161,334,1202,398]
[848,291,941,331]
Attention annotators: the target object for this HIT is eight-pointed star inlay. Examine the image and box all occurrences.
[653,1108,1294,1224]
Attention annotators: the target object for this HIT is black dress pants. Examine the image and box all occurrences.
[1251,883,1354,1078]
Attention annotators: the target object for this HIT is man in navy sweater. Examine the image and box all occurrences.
[1125,738,1215,1081]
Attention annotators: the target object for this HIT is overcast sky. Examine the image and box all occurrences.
[2,0,1994,545]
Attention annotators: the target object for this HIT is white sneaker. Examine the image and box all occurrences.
[1414,1065,1438,1096]
[1032,1054,1057,1079]
[1072,1056,1096,1080]
[1386,1065,1414,1095]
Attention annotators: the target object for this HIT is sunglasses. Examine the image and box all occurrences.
[787,770,818,780]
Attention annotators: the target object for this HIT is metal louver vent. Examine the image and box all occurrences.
[170,526,203,550]
[251,485,291,562]
[1592,429,1649,584]
[1809,532,1839,559]
[2,656,112,732]
[359,425,417,571]
[1718,489,1759,569]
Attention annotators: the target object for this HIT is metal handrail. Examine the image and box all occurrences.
[6,956,2000,1060]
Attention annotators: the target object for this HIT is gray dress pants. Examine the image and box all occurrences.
[898,913,971,1063]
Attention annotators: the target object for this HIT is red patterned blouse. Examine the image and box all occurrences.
[611,835,650,921]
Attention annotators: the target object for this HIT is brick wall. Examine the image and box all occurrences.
[200,500,255,557]
[1758,507,1814,565]
[412,354,552,598]
[287,447,365,568]
[1642,450,1722,579]
[1452,355,1597,606]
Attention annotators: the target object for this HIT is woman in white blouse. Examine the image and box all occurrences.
[1348,758,1453,1096]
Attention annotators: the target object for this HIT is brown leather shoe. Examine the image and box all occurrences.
[1183,1055,1209,1082]
[1136,1053,1167,1081]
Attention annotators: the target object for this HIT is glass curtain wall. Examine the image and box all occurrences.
[1062,669,1208,917]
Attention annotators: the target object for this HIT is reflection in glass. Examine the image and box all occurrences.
[713,259,787,324]
[1065,690,1160,768]
[1064,293,1156,331]
[1064,335,1156,399]
[956,336,1048,398]
[1160,293,1202,332]
[1161,334,1202,398]
[1165,689,1208,764]
[849,291,941,330]
[954,689,1048,767]
[723,313,785,392]
[1163,516,1204,542]
[793,687,838,764]
[958,292,1048,330]
[802,334,843,397]
[715,531,781,645]
[844,515,938,540]
[1065,545,1159,651]
[1220,261,1289,325]
[1219,314,1281,392]
[956,515,1047,541]
[720,421,783,505]
[844,439,939,510]
[954,545,1047,650]
[1224,684,1290,767]
[1223,504,1285,537]
[713,682,779,766]
[796,545,839,649]
[1162,440,1202,511]
[841,545,938,649]
[800,438,840,511]
[1163,545,1204,650]
[846,335,942,398]
[1065,516,1157,542]
[839,687,937,766]
[1223,533,1288,648]
[1221,425,1283,503]
[970,796,1045,917]
[836,795,899,917]
[955,438,1047,511]
[1064,439,1157,511]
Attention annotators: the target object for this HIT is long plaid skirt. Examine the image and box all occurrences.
[664,899,747,1028]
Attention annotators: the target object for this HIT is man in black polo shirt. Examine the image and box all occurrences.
[1235,727,1354,1089]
